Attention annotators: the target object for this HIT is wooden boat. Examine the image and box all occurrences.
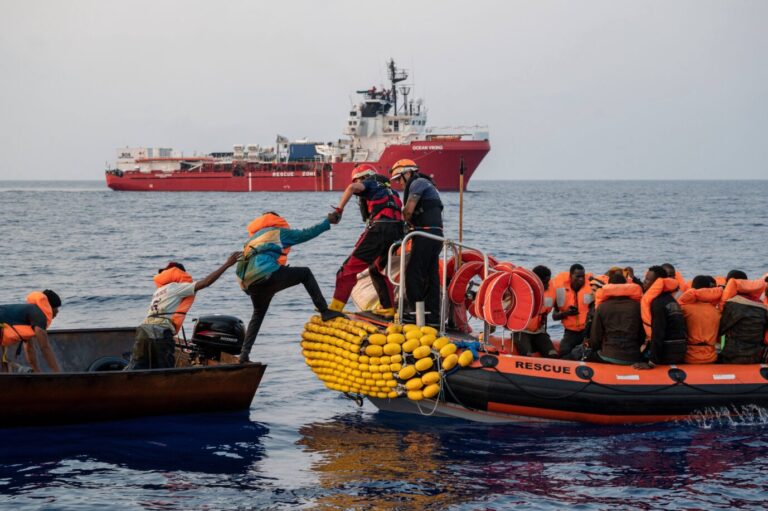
[0,326,266,427]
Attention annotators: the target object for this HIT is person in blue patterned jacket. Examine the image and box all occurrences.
[236,211,343,363]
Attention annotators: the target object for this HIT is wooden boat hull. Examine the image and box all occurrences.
[0,327,266,427]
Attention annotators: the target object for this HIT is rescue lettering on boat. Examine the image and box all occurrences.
[514,360,572,374]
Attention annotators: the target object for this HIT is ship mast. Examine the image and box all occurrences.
[387,59,408,115]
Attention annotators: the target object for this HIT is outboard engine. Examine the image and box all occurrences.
[190,314,245,361]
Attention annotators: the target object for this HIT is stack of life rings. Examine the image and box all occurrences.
[446,249,545,331]
[300,317,475,402]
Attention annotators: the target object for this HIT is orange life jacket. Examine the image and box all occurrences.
[523,285,556,333]
[678,287,722,364]
[247,213,292,266]
[595,283,643,309]
[673,271,690,294]
[641,277,680,338]
[552,271,594,332]
[721,278,765,304]
[153,267,195,333]
[1,292,54,346]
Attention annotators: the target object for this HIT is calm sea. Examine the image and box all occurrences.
[1,179,767,510]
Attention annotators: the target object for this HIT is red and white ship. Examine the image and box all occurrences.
[105,60,490,192]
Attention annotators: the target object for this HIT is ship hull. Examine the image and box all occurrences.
[105,140,490,192]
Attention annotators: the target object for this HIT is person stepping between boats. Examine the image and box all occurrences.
[635,265,687,369]
[236,211,344,364]
[551,264,593,360]
[718,271,768,364]
[328,164,404,318]
[127,253,241,370]
[582,271,645,364]
[389,159,444,326]
[513,265,559,358]
[0,290,62,373]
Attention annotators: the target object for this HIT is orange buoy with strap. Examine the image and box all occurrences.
[492,263,544,316]
[595,283,643,309]
[448,261,485,306]
[493,261,517,273]
[444,249,497,283]
[482,272,516,326]
[641,277,679,338]
[481,270,537,331]
[471,271,503,319]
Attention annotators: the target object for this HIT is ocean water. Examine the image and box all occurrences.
[1,179,767,510]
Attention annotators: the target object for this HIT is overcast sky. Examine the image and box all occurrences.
[1,0,766,180]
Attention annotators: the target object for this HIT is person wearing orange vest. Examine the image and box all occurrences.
[662,263,690,297]
[588,272,645,364]
[552,264,593,359]
[513,266,558,358]
[329,164,403,317]
[718,271,768,364]
[636,265,687,369]
[0,290,62,373]
[678,275,722,364]
[127,252,241,370]
[236,211,344,364]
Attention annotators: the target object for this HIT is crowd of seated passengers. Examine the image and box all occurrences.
[520,263,768,367]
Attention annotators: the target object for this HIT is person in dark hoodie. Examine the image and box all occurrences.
[635,265,687,369]
[718,272,768,364]
[589,273,645,364]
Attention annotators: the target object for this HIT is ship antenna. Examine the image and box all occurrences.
[458,156,465,246]
[388,58,408,114]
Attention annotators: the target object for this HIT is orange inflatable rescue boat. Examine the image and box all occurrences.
[301,234,768,425]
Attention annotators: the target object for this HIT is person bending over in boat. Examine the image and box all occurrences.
[678,276,722,364]
[718,272,768,364]
[127,253,241,370]
[513,265,559,358]
[236,211,344,364]
[328,164,403,318]
[0,290,62,373]
[389,159,444,326]
[635,266,687,369]
[551,264,593,360]
[587,272,645,365]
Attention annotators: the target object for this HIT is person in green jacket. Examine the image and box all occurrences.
[236,211,343,363]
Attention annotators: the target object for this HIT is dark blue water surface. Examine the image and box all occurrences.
[1,180,767,510]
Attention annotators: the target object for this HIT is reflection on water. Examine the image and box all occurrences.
[0,412,270,509]
[298,413,471,510]
[297,413,768,510]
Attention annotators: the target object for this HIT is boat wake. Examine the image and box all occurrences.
[686,404,768,428]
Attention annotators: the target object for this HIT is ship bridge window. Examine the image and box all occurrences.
[349,111,357,116]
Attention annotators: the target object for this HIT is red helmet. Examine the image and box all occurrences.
[351,163,377,182]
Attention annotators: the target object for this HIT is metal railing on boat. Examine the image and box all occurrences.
[385,230,493,340]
